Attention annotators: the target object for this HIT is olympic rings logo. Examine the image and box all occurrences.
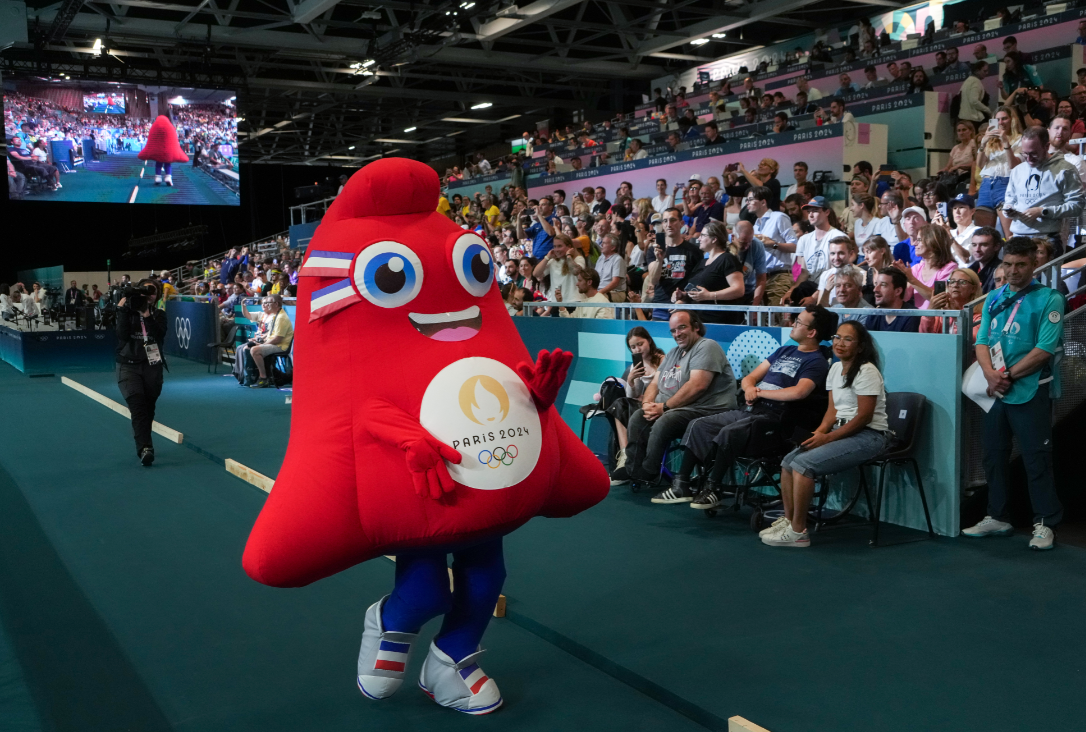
[478,445,518,469]
[174,317,192,349]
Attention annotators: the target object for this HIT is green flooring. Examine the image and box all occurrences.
[34,152,238,205]
[2,359,1084,731]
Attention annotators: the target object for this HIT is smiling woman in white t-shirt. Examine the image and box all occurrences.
[532,233,585,315]
[764,320,891,548]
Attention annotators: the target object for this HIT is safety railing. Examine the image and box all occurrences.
[168,230,290,294]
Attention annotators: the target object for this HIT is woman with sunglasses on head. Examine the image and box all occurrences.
[763,320,890,548]
[920,267,983,342]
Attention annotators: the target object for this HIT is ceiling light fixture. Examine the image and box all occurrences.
[712,33,727,39]
[92,38,103,55]
[404,126,417,132]
[690,38,709,46]
[348,145,355,150]
[470,102,492,109]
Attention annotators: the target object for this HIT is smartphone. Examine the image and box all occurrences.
[632,352,644,368]
[933,280,947,297]
[725,162,739,172]
[937,202,947,219]
[988,118,999,131]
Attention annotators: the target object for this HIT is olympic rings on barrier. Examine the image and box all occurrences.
[477,445,518,468]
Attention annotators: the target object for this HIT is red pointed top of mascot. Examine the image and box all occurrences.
[242,158,608,588]
[137,115,189,163]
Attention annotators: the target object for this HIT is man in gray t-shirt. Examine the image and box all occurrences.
[616,310,737,484]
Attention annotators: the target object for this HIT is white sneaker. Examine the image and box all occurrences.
[356,596,419,700]
[762,526,810,548]
[758,516,789,537]
[1029,523,1055,551]
[418,642,502,715]
[154,174,162,184]
[962,516,1014,538]
[610,450,629,486]
[164,174,173,186]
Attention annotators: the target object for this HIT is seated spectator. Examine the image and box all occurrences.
[1047,115,1086,181]
[626,138,648,160]
[816,237,858,306]
[673,220,745,323]
[771,112,793,134]
[515,257,542,296]
[665,306,836,509]
[941,193,979,265]
[932,51,949,75]
[793,91,817,115]
[860,235,892,300]
[609,328,667,483]
[1003,126,1084,256]
[784,162,809,198]
[862,65,886,89]
[895,224,957,309]
[238,295,294,389]
[556,269,614,319]
[836,73,859,96]
[612,310,737,489]
[829,98,854,124]
[1033,237,1069,295]
[831,264,872,321]
[892,205,928,265]
[1025,89,1058,129]
[908,68,934,94]
[0,284,12,322]
[865,267,920,332]
[938,122,978,188]
[920,267,983,337]
[764,320,890,548]
[967,226,1003,292]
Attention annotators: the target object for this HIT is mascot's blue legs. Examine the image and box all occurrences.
[382,537,506,663]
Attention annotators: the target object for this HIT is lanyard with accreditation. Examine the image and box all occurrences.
[986,283,1039,374]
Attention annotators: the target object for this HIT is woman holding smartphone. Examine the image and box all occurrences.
[975,106,1022,236]
[892,225,957,310]
[608,327,666,483]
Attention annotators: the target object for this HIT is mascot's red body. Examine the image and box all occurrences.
[243,157,608,588]
[137,116,189,164]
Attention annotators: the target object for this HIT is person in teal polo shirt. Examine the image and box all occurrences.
[965,237,1064,550]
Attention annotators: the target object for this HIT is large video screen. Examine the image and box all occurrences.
[83,92,126,114]
[4,78,239,206]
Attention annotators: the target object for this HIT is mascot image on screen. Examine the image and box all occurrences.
[138,115,189,187]
[242,158,609,715]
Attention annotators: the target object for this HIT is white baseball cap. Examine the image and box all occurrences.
[902,206,928,221]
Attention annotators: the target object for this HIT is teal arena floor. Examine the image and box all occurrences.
[29,152,238,205]
[1,359,1083,731]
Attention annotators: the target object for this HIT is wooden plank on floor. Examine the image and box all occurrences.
[60,376,184,444]
[729,716,772,732]
[225,458,275,493]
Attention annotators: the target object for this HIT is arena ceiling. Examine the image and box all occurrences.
[4,0,898,165]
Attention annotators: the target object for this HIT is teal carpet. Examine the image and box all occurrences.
[2,359,1084,731]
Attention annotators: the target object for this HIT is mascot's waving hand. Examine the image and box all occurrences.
[243,158,609,715]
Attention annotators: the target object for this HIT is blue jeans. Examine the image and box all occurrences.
[977,176,1009,209]
[782,427,889,479]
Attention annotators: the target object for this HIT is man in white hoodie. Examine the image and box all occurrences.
[1003,126,1084,256]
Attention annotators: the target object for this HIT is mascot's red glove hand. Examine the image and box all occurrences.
[404,436,462,500]
[365,399,463,500]
[516,348,573,411]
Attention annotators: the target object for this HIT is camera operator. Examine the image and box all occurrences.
[115,281,167,466]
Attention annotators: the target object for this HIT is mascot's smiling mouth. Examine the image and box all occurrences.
[408,306,482,342]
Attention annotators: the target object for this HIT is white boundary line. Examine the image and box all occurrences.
[128,185,139,203]
[60,376,183,443]
[729,717,772,732]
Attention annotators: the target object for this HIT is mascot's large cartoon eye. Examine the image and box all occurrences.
[451,233,494,297]
[353,241,424,308]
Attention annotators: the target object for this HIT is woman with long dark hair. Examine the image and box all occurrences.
[608,327,667,482]
[763,320,891,548]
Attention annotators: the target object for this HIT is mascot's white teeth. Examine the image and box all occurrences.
[408,306,482,342]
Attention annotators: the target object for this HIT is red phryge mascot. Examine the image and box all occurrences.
[242,158,609,715]
[137,115,188,186]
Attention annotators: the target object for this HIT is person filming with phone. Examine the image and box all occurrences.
[115,279,167,467]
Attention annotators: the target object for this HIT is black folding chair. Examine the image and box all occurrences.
[207,323,238,374]
[862,392,935,547]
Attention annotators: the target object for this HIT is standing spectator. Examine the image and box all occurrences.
[764,320,890,548]
[1047,115,1086,182]
[672,221,745,324]
[944,193,979,265]
[532,234,585,310]
[968,227,1004,292]
[590,187,611,215]
[649,207,704,320]
[518,195,557,259]
[966,237,1065,550]
[785,162,809,197]
[594,234,627,302]
[732,220,768,307]
[958,61,991,125]
[739,158,781,210]
[651,179,673,214]
[750,186,797,306]
[976,106,1023,235]
[691,185,726,236]
[893,225,957,310]
[64,280,85,313]
[795,197,847,288]
[1002,126,1085,256]
[860,236,893,303]
[939,121,979,187]
[614,311,737,491]
[999,52,1041,105]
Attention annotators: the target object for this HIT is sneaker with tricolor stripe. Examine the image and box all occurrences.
[356,597,419,700]
[418,642,503,715]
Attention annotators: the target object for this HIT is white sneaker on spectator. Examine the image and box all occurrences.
[961,516,1013,538]
[762,526,810,548]
[610,450,628,486]
[1029,523,1055,551]
[758,516,789,537]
